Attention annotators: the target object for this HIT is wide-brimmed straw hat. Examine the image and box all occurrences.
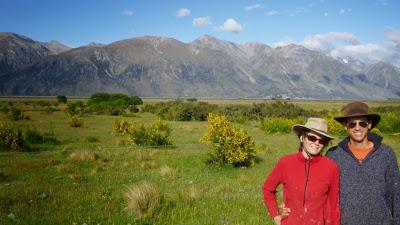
[334,101,380,129]
[292,117,334,140]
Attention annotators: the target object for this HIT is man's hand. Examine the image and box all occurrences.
[279,202,291,216]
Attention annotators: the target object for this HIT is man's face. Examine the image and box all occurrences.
[345,116,372,143]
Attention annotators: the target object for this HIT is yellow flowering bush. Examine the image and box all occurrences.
[112,119,135,134]
[200,113,257,167]
[113,118,172,146]
[325,111,347,137]
[0,125,24,152]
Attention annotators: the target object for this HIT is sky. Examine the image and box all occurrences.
[1,0,400,66]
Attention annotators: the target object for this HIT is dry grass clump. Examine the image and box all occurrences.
[68,151,101,162]
[125,182,163,219]
[159,165,177,178]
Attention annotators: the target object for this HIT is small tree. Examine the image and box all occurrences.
[200,113,257,167]
[56,95,67,104]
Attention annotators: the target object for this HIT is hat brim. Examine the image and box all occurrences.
[334,114,380,129]
[292,125,335,140]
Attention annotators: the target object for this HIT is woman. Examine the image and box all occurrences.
[262,117,340,225]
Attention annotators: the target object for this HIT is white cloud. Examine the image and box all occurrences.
[298,30,400,67]
[301,32,359,53]
[266,10,279,16]
[219,18,243,33]
[193,16,212,26]
[177,8,190,18]
[121,9,133,16]
[271,37,296,47]
[245,4,262,11]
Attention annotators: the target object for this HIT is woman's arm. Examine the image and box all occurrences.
[262,159,284,221]
[324,163,340,225]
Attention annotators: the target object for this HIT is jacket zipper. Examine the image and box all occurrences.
[303,158,310,210]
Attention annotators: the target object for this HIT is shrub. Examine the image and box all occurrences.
[377,112,400,133]
[127,119,172,146]
[200,113,257,167]
[0,126,25,152]
[261,117,304,134]
[325,111,348,137]
[67,115,83,128]
[8,107,30,121]
[23,129,60,145]
[56,95,67,103]
[125,182,163,219]
[65,101,86,116]
[112,119,135,134]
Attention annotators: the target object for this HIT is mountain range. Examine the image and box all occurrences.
[0,32,399,99]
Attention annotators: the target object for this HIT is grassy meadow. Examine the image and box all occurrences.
[0,98,399,225]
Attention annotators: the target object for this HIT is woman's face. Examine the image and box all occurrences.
[301,131,327,156]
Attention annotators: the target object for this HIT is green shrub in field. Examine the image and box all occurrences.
[261,117,304,134]
[8,107,30,121]
[125,182,163,219]
[377,112,400,133]
[65,101,86,116]
[67,115,84,128]
[200,113,257,167]
[23,129,60,145]
[128,119,172,146]
[56,95,67,103]
[0,126,25,152]
[87,93,143,115]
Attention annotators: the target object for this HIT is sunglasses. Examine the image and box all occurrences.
[306,134,328,146]
[346,120,369,129]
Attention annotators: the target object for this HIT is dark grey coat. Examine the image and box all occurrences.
[326,133,400,225]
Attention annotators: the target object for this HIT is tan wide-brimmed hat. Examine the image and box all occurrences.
[334,101,380,129]
[292,117,335,140]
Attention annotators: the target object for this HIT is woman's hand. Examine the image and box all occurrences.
[273,215,282,225]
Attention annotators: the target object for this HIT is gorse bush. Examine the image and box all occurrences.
[67,115,83,128]
[377,112,400,133]
[23,128,60,145]
[113,118,172,146]
[0,125,25,152]
[325,111,348,136]
[112,119,135,134]
[200,113,257,167]
[261,117,304,134]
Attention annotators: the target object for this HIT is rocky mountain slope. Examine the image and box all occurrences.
[0,32,399,99]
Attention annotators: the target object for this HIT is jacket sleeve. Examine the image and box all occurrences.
[386,148,400,225]
[262,159,284,218]
[324,163,340,225]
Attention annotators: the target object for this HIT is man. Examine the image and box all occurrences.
[326,101,400,225]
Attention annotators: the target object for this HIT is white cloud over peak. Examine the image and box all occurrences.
[193,16,212,26]
[296,30,400,67]
[301,32,359,53]
[245,4,262,11]
[121,9,133,16]
[177,8,190,18]
[219,18,243,33]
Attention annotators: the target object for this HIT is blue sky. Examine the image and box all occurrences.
[1,0,400,66]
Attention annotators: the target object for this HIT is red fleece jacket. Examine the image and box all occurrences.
[262,151,340,225]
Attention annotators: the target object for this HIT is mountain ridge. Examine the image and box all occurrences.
[0,32,399,99]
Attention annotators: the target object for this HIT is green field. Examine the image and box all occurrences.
[1,99,399,225]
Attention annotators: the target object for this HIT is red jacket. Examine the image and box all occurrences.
[262,151,340,225]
